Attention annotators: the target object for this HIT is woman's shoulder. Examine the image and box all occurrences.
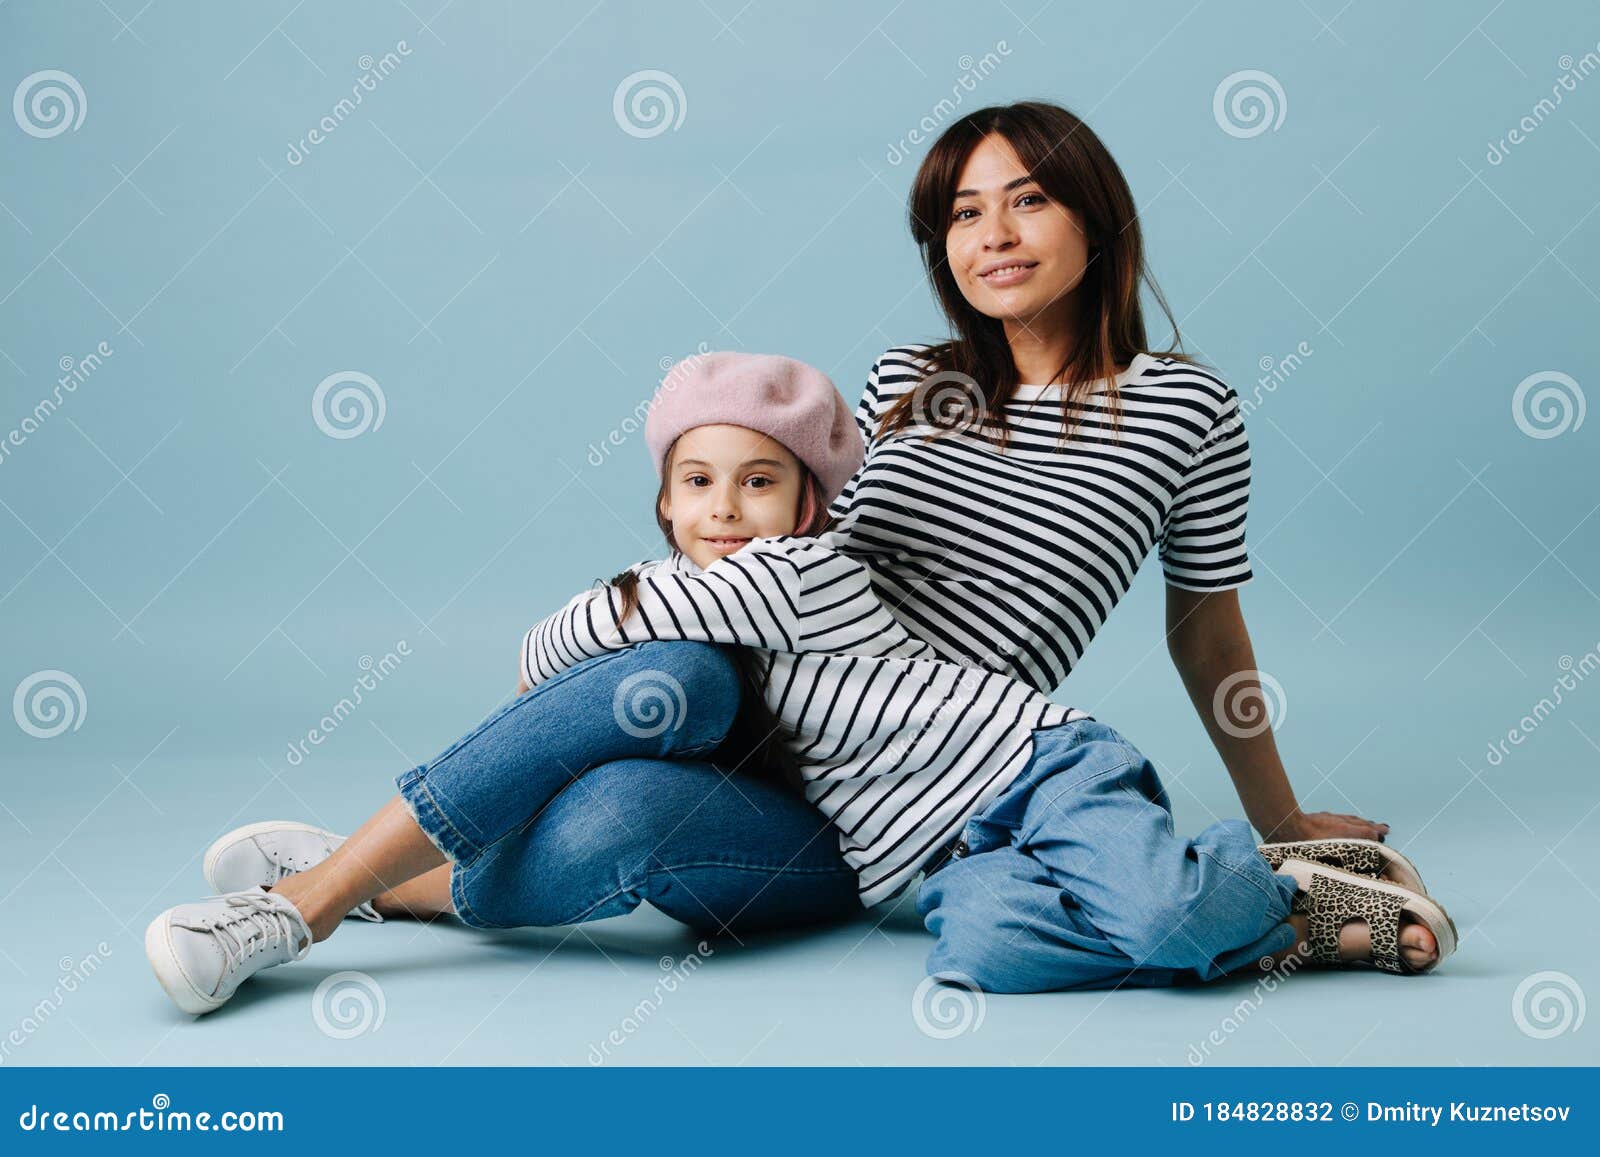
[869,343,941,393]
[1123,353,1241,423]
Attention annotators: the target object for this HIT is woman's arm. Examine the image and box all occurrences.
[1165,585,1390,844]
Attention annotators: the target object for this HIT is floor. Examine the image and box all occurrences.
[3,735,1595,1068]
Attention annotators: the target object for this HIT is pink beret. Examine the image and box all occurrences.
[644,351,863,505]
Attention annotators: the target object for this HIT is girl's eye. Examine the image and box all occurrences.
[745,475,774,490]
[685,474,710,487]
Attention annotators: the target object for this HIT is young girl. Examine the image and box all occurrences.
[146,352,1453,1012]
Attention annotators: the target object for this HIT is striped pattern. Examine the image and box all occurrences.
[520,536,1085,907]
[825,346,1254,694]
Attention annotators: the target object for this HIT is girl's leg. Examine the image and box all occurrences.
[450,755,861,934]
[270,640,744,942]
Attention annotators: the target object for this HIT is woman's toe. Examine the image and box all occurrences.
[1399,923,1437,969]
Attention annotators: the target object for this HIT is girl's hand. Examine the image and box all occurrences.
[1270,809,1390,844]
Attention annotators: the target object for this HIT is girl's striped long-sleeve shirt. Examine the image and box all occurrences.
[519,532,1090,907]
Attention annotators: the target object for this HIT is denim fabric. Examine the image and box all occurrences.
[395,640,861,935]
[917,719,1300,993]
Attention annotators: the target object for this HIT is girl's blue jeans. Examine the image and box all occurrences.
[394,640,861,934]
[916,718,1301,993]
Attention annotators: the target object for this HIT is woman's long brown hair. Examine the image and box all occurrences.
[879,100,1196,449]
[602,440,835,791]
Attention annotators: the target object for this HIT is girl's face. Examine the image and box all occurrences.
[945,133,1091,335]
[661,424,804,569]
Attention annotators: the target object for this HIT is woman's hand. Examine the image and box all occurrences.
[1269,808,1390,844]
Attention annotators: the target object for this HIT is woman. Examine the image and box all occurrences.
[203,101,1395,946]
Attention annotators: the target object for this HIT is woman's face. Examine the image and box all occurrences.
[661,424,804,569]
[945,133,1091,332]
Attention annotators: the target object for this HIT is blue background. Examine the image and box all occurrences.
[1,1,1596,1066]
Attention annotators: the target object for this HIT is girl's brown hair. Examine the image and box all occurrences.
[603,435,835,791]
[880,100,1195,449]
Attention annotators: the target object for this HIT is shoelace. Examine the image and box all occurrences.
[264,849,383,923]
[180,891,312,970]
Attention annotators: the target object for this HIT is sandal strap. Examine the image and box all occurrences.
[1298,871,1408,974]
[1261,840,1385,877]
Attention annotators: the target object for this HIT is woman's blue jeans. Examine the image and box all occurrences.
[395,640,861,934]
[917,719,1300,993]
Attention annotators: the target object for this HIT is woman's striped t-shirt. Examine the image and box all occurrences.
[825,346,1254,694]
[519,535,1089,907]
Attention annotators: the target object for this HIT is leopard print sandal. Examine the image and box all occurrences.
[1258,838,1426,893]
[1276,857,1457,975]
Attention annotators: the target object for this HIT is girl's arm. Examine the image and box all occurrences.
[519,544,811,692]
[1165,586,1391,844]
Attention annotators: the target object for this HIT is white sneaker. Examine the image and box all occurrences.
[145,890,313,1015]
[203,820,382,923]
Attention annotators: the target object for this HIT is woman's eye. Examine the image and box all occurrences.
[1017,192,1046,207]
[952,206,977,222]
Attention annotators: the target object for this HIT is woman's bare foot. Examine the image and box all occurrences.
[1271,912,1437,972]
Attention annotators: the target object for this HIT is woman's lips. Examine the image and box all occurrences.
[978,261,1038,287]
